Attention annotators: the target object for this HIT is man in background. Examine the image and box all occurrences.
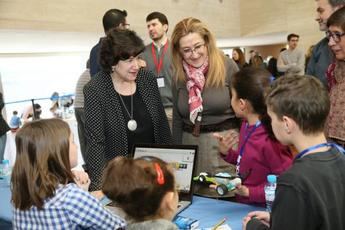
[89,9,128,77]
[306,0,345,87]
[277,33,305,76]
[141,12,173,126]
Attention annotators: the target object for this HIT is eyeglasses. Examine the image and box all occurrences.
[326,31,345,43]
[181,43,206,57]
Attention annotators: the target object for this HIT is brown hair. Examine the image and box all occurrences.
[232,48,246,68]
[100,29,145,73]
[171,17,226,88]
[11,118,74,210]
[102,156,175,221]
[266,75,330,134]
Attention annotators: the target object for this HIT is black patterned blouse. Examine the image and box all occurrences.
[84,68,172,190]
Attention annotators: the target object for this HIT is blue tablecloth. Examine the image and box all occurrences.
[0,181,264,230]
[179,196,265,230]
[0,179,11,227]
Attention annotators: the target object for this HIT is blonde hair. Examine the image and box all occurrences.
[171,17,226,88]
[11,119,74,210]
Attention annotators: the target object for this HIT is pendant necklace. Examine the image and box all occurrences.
[118,93,137,131]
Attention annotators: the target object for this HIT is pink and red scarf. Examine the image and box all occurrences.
[182,57,209,124]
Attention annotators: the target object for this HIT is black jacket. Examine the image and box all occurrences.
[84,68,172,190]
[0,93,10,136]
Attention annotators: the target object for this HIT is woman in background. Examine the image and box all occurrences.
[84,29,172,193]
[171,17,240,196]
[103,156,178,230]
[232,48,248,69]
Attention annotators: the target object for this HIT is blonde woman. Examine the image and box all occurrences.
[171,17,239,196]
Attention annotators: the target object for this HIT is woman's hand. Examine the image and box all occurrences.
[242,211,270,230]
[234,184,249,197]
[72,170,90,192]
[213,130,239,155]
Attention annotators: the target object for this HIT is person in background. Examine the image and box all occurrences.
[0,92,10,161]
[11,119,126,229]
[232,48,248,69]
[9,110,21,132]
[277,34,305,75]
[243,75,345,230]
[251,55,266,69]
[84,29,172,193]
[248,50,257,65]
[267,57,279,78]
[325,7,345,147]
[171,17,240,196]
[141,12,173,127]
[102,156,178,230]
[21,103,41,123]
[304,45,315,72]
[89,9,129,77]
[74,60,91,163]
[214,68,292,206]
[306,0,345,87]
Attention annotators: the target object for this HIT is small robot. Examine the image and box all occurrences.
[193,172,242,196]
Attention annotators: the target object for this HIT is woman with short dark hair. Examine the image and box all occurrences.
[84,29,172,193]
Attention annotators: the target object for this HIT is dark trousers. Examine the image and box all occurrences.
[74,108,87,163]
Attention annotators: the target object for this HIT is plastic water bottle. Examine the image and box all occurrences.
[264,174,277,212]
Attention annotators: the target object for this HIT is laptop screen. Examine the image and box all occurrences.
[132,144,198,200]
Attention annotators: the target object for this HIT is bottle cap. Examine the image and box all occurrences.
[267,174,277,183]
[2,159,9,164]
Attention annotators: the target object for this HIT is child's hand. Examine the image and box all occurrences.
[213,130,239,155]
[91,190,105,200]
[72,170,90,192]
[234,184,249,197]
[242,211,270,229]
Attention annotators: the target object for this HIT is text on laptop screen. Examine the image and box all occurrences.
[134,147,196,193]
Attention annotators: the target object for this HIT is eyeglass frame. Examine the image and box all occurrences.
[326,30,345,43]
[180,43,206,58]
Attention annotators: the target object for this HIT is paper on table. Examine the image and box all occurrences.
[200,224,232,230]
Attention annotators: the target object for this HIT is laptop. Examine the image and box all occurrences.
[132,143,198,214]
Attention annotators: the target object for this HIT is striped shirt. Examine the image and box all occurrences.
[74,69,91,108]
[13,183,126,229]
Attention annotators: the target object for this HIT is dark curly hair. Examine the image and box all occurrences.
[100,29,145,73]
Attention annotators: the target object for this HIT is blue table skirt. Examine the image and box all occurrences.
[179,196,265,230]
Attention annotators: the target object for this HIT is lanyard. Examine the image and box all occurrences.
[295,142,345,159]
[151,42,169,75]
[236,121,261,174]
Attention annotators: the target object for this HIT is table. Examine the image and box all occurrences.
[0,182,265,230]
[179,196,265,230]
[0,179,11,228]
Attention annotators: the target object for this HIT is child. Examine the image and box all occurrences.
[243,75,345,229]
[11,118,126,229]
[9,110,21,132]
[214,67,292,205]
[102,156,179,230]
